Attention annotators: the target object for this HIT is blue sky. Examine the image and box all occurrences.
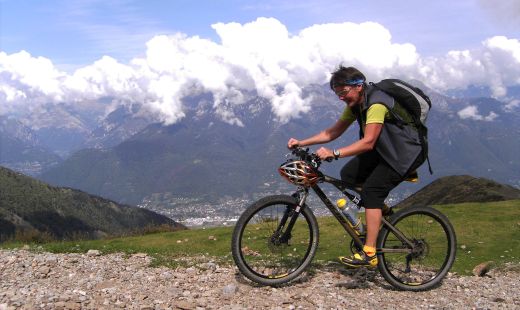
[1,0,519,124]
[1,0,518,68]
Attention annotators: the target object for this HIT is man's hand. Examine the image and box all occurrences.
[316,147,334,160]
[287,138,300,149]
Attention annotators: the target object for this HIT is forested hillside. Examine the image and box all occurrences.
[0,166,185,241]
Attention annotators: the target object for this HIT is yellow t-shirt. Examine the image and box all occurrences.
[339,103,389,125]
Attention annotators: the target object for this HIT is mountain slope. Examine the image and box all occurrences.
[0,116,62,175]
[85,104,153,149]
[397,175,520,208]
[0,166,185,241]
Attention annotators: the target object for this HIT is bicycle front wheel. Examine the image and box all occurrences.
[231,195,319,286]
[377,206,457,291]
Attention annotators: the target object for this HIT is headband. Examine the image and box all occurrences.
[332,78,365,88]
[344,79,365,85]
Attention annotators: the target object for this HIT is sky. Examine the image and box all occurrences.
[1,0,519,124]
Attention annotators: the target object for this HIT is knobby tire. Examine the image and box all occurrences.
[231,195,319,286]
[377,206,457,291]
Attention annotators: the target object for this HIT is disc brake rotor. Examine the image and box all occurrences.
[268,234,290,253]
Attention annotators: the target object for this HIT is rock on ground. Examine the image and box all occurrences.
[0,249,519,309]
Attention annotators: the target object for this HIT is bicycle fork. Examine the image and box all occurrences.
[272,188,309,244]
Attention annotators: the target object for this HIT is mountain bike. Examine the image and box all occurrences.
[231,147,456,291]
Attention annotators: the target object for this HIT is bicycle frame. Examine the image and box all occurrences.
[291,174,414,255]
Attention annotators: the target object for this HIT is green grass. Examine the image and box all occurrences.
[314,200,520,274]
[2,200,519,275]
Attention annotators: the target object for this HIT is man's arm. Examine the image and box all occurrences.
[316,103,387,159]
[335,123,382,156]
[315,123,383,159]
[288,119,351,148]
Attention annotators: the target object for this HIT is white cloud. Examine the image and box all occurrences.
[504,99,520,111]
[0,50,65,110]
[413,36,520,98]
[484,112,498,122]
[1,18,519,124]
[457,105,498,121]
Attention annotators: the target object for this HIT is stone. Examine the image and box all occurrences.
[200,262,218,271]
[175,300,196,310]
[95,281,116,290]
[185,267,197,274]
[133,253,148,259]
[86,250,101,257]
[64,301,81,309]
[472,261,494,277]
[38,266,51,275]
[222,284,238,296]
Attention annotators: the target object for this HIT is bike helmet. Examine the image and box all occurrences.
[278,160,320,187]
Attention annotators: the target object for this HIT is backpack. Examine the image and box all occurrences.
[370,79,433,174]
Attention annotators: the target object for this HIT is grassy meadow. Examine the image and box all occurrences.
[2,200,519,275]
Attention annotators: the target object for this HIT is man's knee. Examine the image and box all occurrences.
[360,189,386,210]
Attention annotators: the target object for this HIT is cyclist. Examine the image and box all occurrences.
[287,66,425,268]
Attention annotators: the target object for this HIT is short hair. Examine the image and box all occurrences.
[329,65,366,90]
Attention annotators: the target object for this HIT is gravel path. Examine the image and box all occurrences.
[1,249,519,309]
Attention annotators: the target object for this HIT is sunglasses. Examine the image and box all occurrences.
[334,85,359,97]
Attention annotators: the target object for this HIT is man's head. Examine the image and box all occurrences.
[330,66,366,107]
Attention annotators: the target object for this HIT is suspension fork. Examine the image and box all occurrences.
[276,188,309,243]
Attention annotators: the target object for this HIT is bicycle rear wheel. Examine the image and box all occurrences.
[377,206,456,291]
[231,195,319,286]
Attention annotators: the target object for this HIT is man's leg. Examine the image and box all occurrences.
[364,152,426,249]
[364,208,382,250]
[340,158,402,268]
[340,150,380,188]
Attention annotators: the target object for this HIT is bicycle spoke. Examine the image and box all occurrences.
[380,209,454,288]
[239,203,313,280]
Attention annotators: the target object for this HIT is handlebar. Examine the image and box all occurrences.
[289,147,333,169]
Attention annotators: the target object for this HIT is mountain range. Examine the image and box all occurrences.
[1,83,519,208]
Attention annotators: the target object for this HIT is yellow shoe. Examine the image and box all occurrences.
[339,252,378,269]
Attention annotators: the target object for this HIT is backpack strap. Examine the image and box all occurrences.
[416,123,433,174]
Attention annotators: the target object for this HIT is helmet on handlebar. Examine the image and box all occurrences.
[278,160,320,187]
